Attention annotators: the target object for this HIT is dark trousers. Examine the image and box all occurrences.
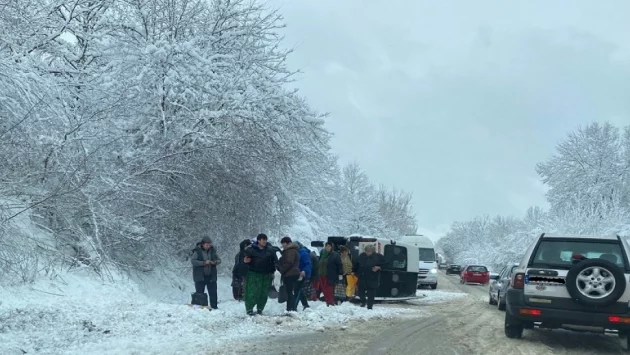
[283,275,299,311]
[296,279,310,308]
[358,282,376,309]
[195,275,218,308]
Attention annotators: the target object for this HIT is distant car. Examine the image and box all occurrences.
[439,263,448,269]
[488,263,519,310]
[460,265,490,285]
[446,264,461,275]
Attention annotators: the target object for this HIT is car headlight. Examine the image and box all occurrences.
[430,268,437,274]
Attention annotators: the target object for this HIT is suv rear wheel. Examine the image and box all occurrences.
[504,313,523,339]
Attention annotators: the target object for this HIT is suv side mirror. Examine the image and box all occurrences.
[490,274,500,280]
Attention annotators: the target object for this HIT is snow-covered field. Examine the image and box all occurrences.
[0,269,444,355]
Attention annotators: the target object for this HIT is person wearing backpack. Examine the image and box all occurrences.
[191,236,222,309]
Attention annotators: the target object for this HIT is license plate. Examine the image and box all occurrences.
[473,273,481,276]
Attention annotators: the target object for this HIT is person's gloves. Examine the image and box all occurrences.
[338,275,343,280]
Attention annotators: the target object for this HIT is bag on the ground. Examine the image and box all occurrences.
[277,283,287,303]
[268,284,279,299]
[191,292,208,306]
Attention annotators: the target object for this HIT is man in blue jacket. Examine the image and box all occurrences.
[294,240,312,310]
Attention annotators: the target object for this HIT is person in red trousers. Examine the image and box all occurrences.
[317,242,342,306]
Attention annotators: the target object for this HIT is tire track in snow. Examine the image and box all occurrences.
[364,272,627,355]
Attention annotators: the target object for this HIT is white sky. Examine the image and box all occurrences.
[268,0,630,240]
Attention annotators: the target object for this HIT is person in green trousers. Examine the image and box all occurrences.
[243,233,278,315]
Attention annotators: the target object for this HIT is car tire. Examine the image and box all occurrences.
[488,292,496,305]
[565,258,626,308]
[504,313,524,339]
[497,292,506,311]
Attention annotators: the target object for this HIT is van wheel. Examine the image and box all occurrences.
[504,313,523,339]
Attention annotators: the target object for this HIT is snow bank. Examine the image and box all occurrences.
[412,290,468,304]
[0,270,419,355]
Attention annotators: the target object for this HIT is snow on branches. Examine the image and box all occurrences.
[0,0,418,283]
[439,122,630,271]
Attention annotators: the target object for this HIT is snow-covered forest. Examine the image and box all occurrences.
[0,0,417,286]
[439,122,630,270]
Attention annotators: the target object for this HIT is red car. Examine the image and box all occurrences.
[460,265,490,285]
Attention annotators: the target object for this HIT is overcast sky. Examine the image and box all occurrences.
[268,0,630,240]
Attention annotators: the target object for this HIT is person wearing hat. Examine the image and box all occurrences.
[191,236,222,309]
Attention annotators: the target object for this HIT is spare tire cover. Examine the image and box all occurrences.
[565,258,626,308]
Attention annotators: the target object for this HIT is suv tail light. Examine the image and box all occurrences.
[609,316,630,324]
[512,272,525,289]
[519,308,541,316]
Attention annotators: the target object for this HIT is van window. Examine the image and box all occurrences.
[419,248,435,261]
[384,245,407,271]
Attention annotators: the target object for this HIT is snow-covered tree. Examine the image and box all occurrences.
[0,0,420,283]
[536,122,629,217]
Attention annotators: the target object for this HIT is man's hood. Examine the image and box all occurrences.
[284,243,299,251]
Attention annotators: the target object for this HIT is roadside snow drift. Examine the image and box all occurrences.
[0,270,421,355]
[412,290,468,304]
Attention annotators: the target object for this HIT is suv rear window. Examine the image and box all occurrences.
[467,266,487,272]
[531,239,627,269]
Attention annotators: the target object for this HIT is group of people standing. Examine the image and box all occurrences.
[192,233,386,315]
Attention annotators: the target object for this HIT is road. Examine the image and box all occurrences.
[364,272,627,355]
[212,272,629,355]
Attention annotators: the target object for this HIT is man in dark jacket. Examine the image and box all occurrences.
[243,233,278,315]
[278,237,301,312]
[354,244,385,310]
[232,239,252,301]
[191,236,222,309]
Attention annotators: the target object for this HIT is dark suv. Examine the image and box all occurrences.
[504,233,630,350]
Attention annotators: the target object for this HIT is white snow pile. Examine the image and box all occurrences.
[412,290,468,304]
[0,270,421,355]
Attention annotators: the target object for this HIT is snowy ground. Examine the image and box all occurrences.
[413,289,468,304]
[0,269,452,355]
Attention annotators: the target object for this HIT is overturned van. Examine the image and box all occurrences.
[311,235,420,301]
